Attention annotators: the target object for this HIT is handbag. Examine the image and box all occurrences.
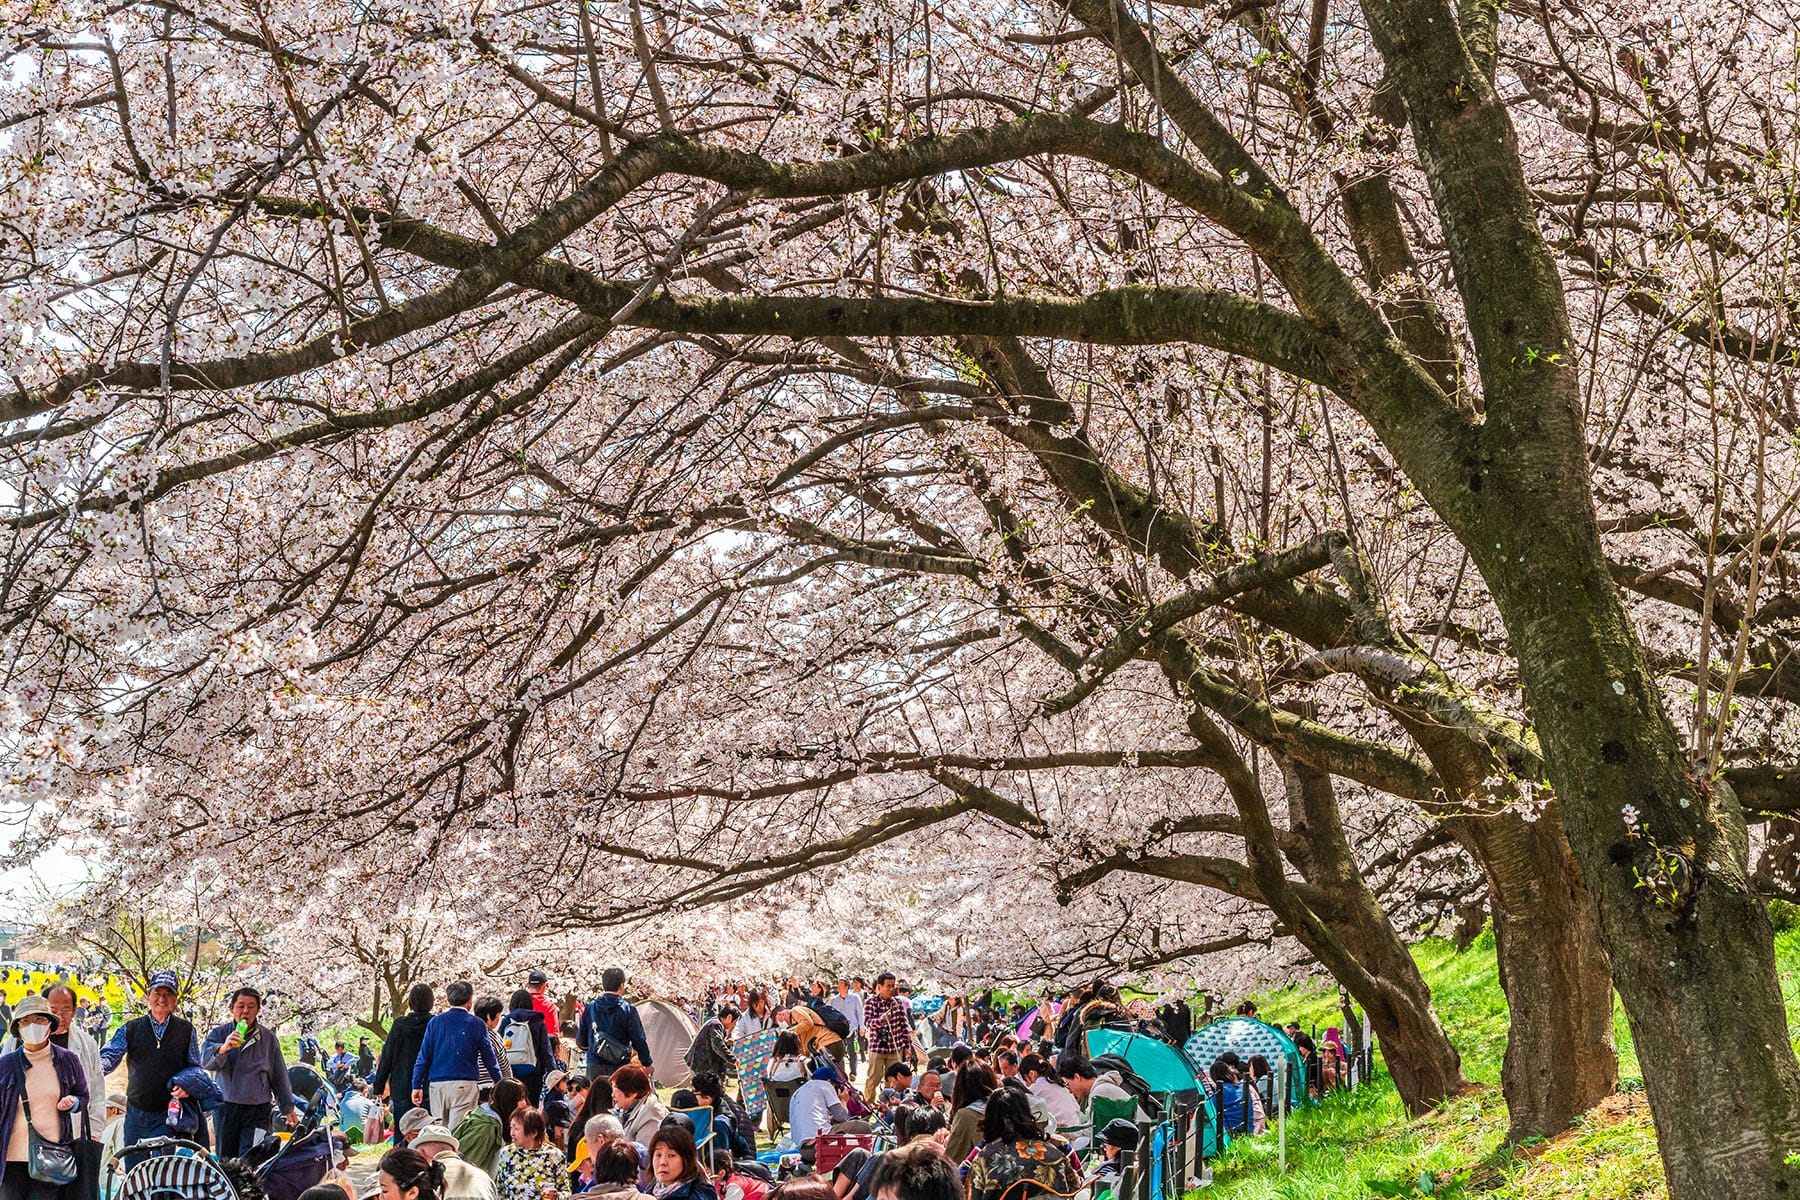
[16,1055,80,1186]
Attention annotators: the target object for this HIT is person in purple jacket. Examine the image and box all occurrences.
[412,982,501,1129]
[0,995,91,1199]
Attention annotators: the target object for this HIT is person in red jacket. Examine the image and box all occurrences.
[525,971,559,1041]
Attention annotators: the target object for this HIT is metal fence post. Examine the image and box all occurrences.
[1277,1058,1287,1174]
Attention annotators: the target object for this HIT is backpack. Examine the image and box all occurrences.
[501,1015,538,1070]
[1088,1052,1166,1118]
[810,999,851,1038]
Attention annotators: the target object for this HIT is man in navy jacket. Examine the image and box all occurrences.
[575,967,651,1081]
[411,980,501,1128]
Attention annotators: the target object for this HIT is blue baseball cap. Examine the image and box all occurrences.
[146,970,179,993]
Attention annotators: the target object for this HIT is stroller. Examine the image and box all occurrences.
[242,1090,341,1200]
[117,1090,338,1200]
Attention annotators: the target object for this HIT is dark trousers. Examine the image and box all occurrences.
[215,1102,273,1159]
[0,1166,69,1200]
[515,1068,544,1106]
[121,1103,208,1169]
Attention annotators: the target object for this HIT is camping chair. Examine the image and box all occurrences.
[674,1106,716,1150]
[1085,1096,1139,1150]
[766,1079,800,1131]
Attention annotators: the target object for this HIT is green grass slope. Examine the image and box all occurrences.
[1205,927,1800,1199]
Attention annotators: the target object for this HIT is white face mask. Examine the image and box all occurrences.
[19,1023,50,1047]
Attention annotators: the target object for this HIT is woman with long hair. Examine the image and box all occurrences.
[372,984,435,1141]
[943,1063,997,1163]
[966,1089,1075,1200]
[455,1078,526,1175]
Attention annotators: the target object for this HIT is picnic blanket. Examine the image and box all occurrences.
[735,1027,782,1118]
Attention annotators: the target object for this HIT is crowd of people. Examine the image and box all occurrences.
[0,964,1348,1200]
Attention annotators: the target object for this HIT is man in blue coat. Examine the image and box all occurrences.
[411,981,501,1128]
[575,968,651,1082]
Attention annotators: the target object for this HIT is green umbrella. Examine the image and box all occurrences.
[1084,1027,1203,1093]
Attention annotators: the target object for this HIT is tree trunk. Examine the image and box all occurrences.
[1457,811,1618,1138]
[1279,757,1471,1115]
[1474,496,1800,1195]
[1295,895,1470,1114]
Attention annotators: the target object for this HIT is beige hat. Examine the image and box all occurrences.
[10,996,59,1038]
[545,1069,568,1092]
[413,1125,459,1151]
[398,1107,433,1136]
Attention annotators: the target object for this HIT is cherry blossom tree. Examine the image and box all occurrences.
[10,0,1800,1190]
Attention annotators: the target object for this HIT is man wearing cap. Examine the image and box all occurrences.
[396,1105,434,1145]
[1085,1119,1140,1187]
[99,970,202,1156]
[414,1125,497,1200]
[202,987,301,1156]
[524,971,559,1041]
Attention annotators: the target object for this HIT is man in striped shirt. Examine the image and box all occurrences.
[860,973,915,1104]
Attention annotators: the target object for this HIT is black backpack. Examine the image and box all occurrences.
[1089,1052,1166,1118]
[810,998,852,1038]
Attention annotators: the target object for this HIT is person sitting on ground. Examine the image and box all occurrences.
[572,1113,627,1189]
[689,1072,755,1158]
[766,1032,809,1086]
[875,1063,913,1110]
[905,1070,944,1111]
[379,1146,447,1200]
[1210,1061,1263,1135]
[864,1141,960,1200]
[1083,1119,1139,1188]
[789,1067,866,1163]
[612,1066,669,1148]
[494,1106,566,1200]
[584,1137,657,1200]
[567,1078,616,1171]
[966,1088,1077,1200]
[1051,1057,1137,1151]
[997,1075,1055,1137]
[1291,1034,1321,1099]
[454,1078,526,1176]
[831,1104,946,1200]
[1019,1055,1080,1135]
[766,1181,834,1200]
[414,1124,498,1200]
[1244,1054,1275,1112]
[942,1062,996,1163]
[710,1151,768,1200]
[542,1071,575,1147]
[647,1123,718,1200]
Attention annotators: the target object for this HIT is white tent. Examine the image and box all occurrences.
[639,998,698,1088]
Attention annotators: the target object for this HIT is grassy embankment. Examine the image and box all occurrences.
[1209,925,1800,1199]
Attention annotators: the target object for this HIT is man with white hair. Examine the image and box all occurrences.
[413,1124,497,1200]
[574,1113,628,1187]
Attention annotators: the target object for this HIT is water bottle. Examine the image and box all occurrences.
[166,1096,182,1128]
